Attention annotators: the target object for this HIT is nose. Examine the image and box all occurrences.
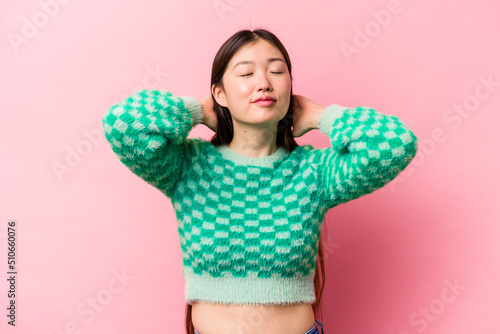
[256,71,272,91]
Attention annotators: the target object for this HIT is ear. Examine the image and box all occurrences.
[212,84,228,108]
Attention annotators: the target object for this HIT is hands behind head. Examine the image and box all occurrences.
[291,94,325,137]
[198,93,325,137]
[199,94,217,132]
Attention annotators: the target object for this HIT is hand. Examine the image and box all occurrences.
[291,94,325,137]
[199,94,217,132]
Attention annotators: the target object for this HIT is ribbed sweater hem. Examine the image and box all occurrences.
[184,267,316,306]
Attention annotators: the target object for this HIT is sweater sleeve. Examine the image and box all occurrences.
[101,89,204,198]
[311,104,419,209]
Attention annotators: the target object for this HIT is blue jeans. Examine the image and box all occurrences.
[194,319,324,334]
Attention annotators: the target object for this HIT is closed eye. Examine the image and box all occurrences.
[241,72,283,77]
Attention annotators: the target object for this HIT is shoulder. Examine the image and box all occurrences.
[184,137,211,156]
[183,138,223,166]
[288,144,321,164]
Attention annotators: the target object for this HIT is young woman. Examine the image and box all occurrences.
[102,29,418,334]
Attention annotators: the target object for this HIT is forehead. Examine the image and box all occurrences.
[230,39,284,65]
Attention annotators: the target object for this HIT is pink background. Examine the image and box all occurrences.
[2,0,499,333]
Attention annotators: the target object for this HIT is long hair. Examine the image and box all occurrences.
[185,28,327,333]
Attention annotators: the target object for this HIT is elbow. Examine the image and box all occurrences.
[389,130,419,177]
[388,117,419,163]
[364,128,418,182]
[402,128,419,162]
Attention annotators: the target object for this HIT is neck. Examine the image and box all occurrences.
[228,121,279,158]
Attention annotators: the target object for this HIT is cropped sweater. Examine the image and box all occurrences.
[102,89,418,305]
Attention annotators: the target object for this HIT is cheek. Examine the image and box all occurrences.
[277,77,291,92]
[224,82,244,100]
[235,79,253,89]
[233,83,253,97]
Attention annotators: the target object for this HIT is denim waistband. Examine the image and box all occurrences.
[194,319,324,334]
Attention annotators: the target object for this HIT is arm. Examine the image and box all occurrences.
[310,104,419,209]
[101,89,204,198]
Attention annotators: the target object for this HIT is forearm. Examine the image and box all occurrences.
[197,94,216,132]
[310,105,326,130]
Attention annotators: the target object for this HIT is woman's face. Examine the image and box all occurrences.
[213,39,291,129]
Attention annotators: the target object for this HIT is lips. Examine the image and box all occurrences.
[253,96,276,102]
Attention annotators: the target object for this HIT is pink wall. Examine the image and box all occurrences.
[2,0,499,333]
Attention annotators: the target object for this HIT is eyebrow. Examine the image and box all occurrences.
[232,57,286,71]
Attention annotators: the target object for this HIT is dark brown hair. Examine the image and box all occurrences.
[185,28,326,333]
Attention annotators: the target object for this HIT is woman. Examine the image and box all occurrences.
[102,28,418,334]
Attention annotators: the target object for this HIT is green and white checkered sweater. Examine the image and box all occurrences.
[102,89,418,305]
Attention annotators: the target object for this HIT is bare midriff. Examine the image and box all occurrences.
[192,301,315,334]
